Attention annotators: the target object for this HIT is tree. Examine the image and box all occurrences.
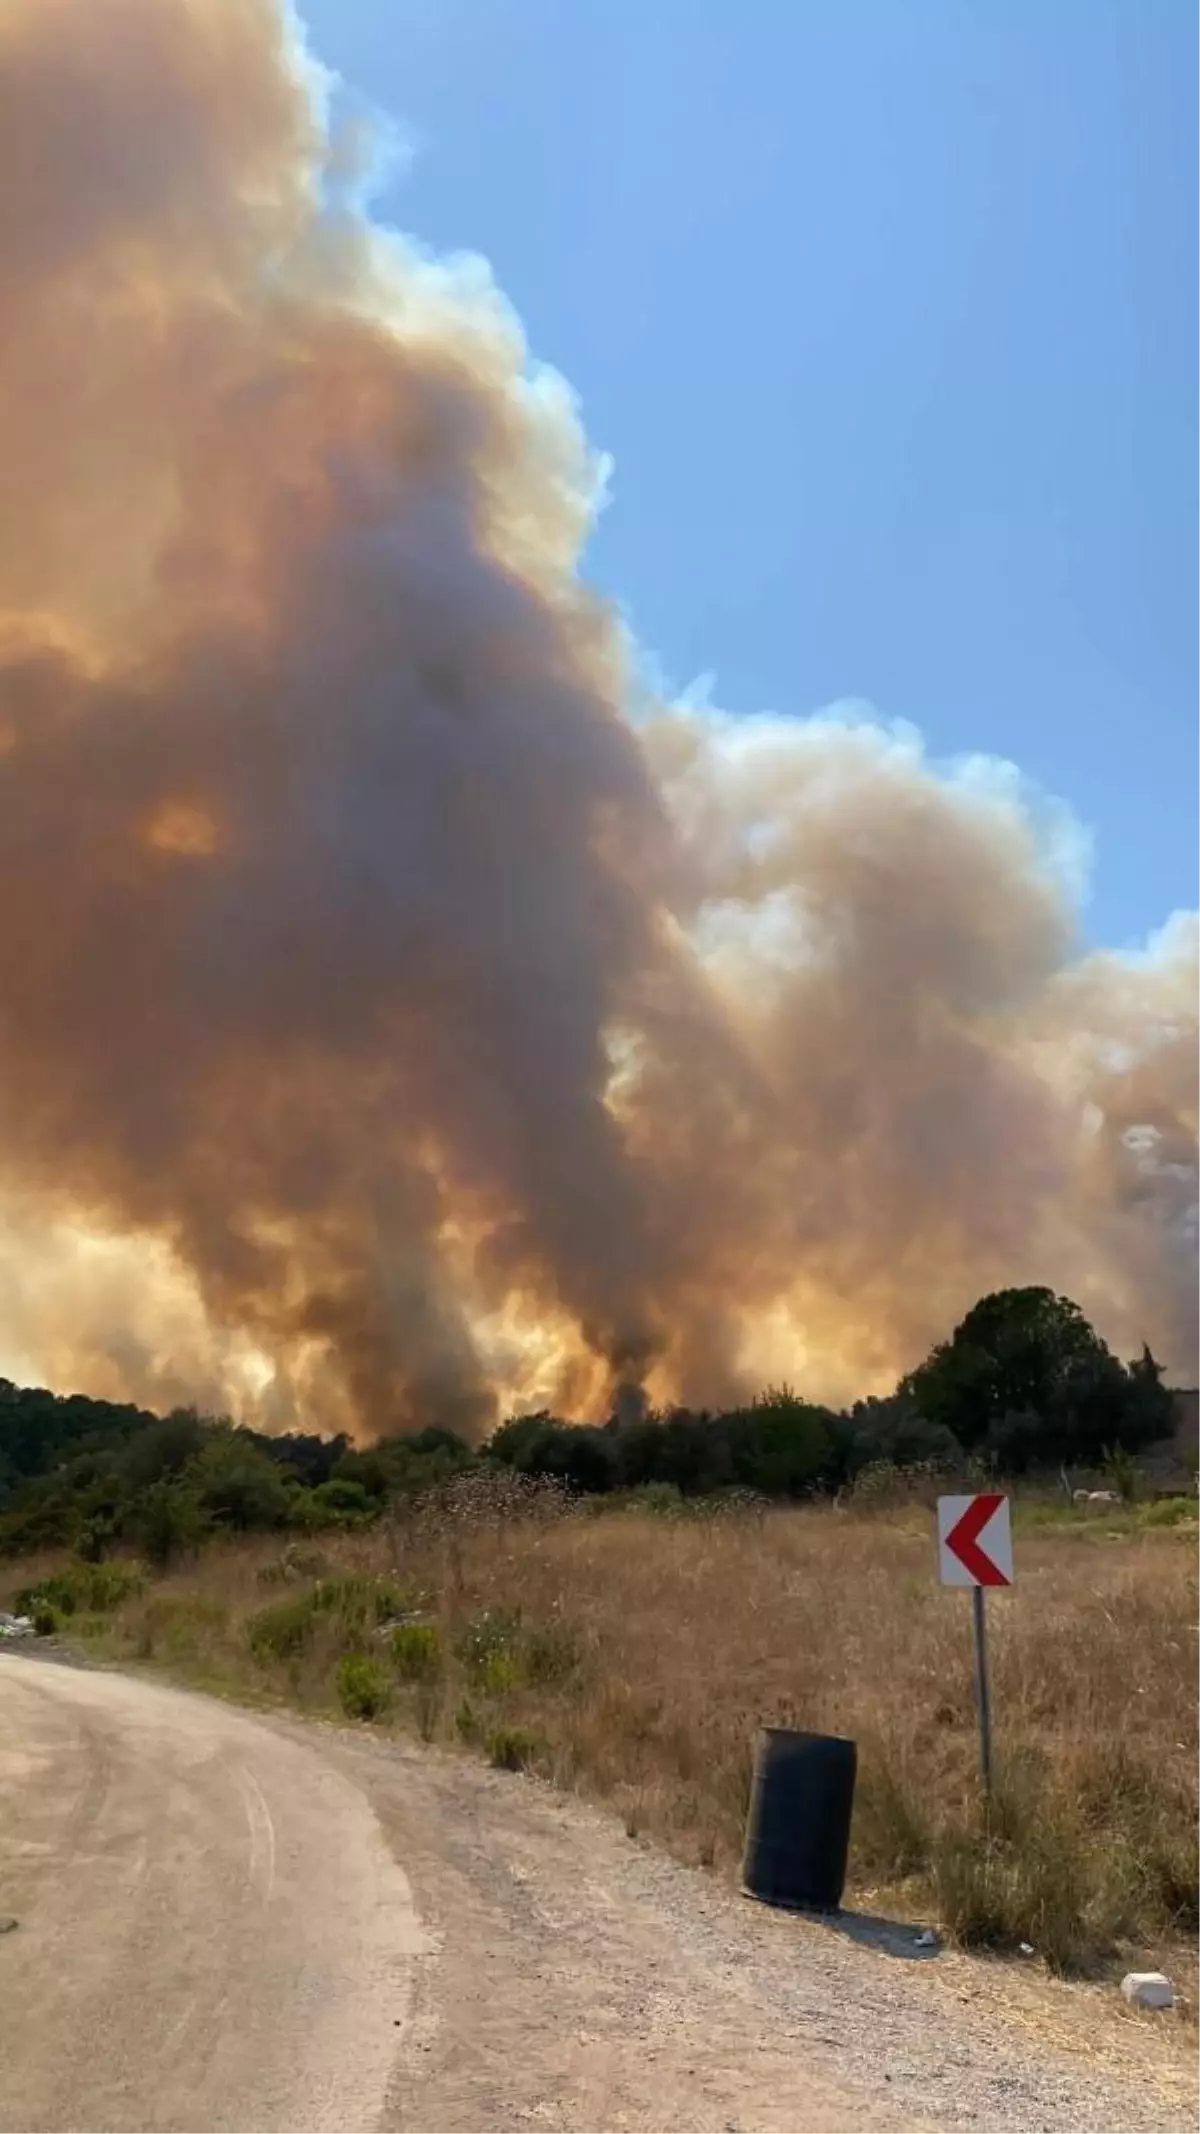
[185,1432,291,1530]
[121,1407,208,1491]
[263,1430,350,1488]
[724,1387,837,1496]
[836,1392,963,1480]
[1122,1344,1177,1449]
[133,1479,209,1567]
[308,1477,377,1520]
[904,1287,1172,1468]
[504,1420,616,1494]
[486,1414,559,1468]
[612,1409,721,1494]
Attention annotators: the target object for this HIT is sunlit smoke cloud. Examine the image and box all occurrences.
[0,0,1194,1435]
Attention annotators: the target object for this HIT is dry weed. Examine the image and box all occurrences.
[8,1492,1195,1977]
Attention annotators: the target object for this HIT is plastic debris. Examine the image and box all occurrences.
[1121,1972,1174,2011]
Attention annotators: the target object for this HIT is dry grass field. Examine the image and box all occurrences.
[7,1485,1196,1985]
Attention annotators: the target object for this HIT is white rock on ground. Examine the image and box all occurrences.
[1121,1973,1175,2011]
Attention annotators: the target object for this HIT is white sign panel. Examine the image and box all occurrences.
[937,1492,1013,1588]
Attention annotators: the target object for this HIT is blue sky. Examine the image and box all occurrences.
[301,0,1196,948]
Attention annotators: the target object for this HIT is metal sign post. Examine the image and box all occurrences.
[937,1492,1013,1798]
[971,1585,993,1793]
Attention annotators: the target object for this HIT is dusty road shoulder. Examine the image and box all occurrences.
[293,1713,1195,2134]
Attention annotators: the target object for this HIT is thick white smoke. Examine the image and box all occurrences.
[0,0,1194,1434]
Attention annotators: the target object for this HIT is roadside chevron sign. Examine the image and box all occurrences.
[937,1492,1014,1588]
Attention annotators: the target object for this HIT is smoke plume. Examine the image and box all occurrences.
[0,0,1194,1434]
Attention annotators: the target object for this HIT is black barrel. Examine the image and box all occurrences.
[742,1726,857,1912]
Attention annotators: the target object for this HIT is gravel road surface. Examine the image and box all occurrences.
[0,1655,1192,2133]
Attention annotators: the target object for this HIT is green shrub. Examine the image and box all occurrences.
[1139,1496,1195,1528]
[310,1574,416,1632]
[456,1608,525,1688]
[83,1559,145,1609]
[15,1558,144,1619]
[295,1479,380,1528]
[931,1813,1092,1974]
[16,1574,77,1617]
[247,1576,419,1666]
[478,1649,525,1695]
[32,1602,61,1637]
[247,1595,318,1663]
[390,1622,441,1681]
[336,1653,391,1721]
[487,1725,539,1772]
[1074,1745,1200,1933]
[625,1483,686,1518]
[523,1620,581,1685]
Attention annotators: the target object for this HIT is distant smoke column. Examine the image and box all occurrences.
[0,0,1193,1429]
[0,0,690,1429]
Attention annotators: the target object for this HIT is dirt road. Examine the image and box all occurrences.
[0,1656,1191,2134]
[0,1654,419,2133]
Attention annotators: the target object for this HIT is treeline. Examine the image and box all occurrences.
[490,1287,1177,1495]
[0,1393,472,1564]
[0,1288,1179,1562]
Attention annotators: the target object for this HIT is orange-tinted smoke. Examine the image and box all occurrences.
[0,0,1194,1434]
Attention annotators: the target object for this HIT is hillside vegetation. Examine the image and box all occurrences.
[0,1286,1184,1564]
[5,1483,1195,1986]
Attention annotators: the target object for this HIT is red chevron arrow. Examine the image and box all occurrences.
[944,1493,1010,1585]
